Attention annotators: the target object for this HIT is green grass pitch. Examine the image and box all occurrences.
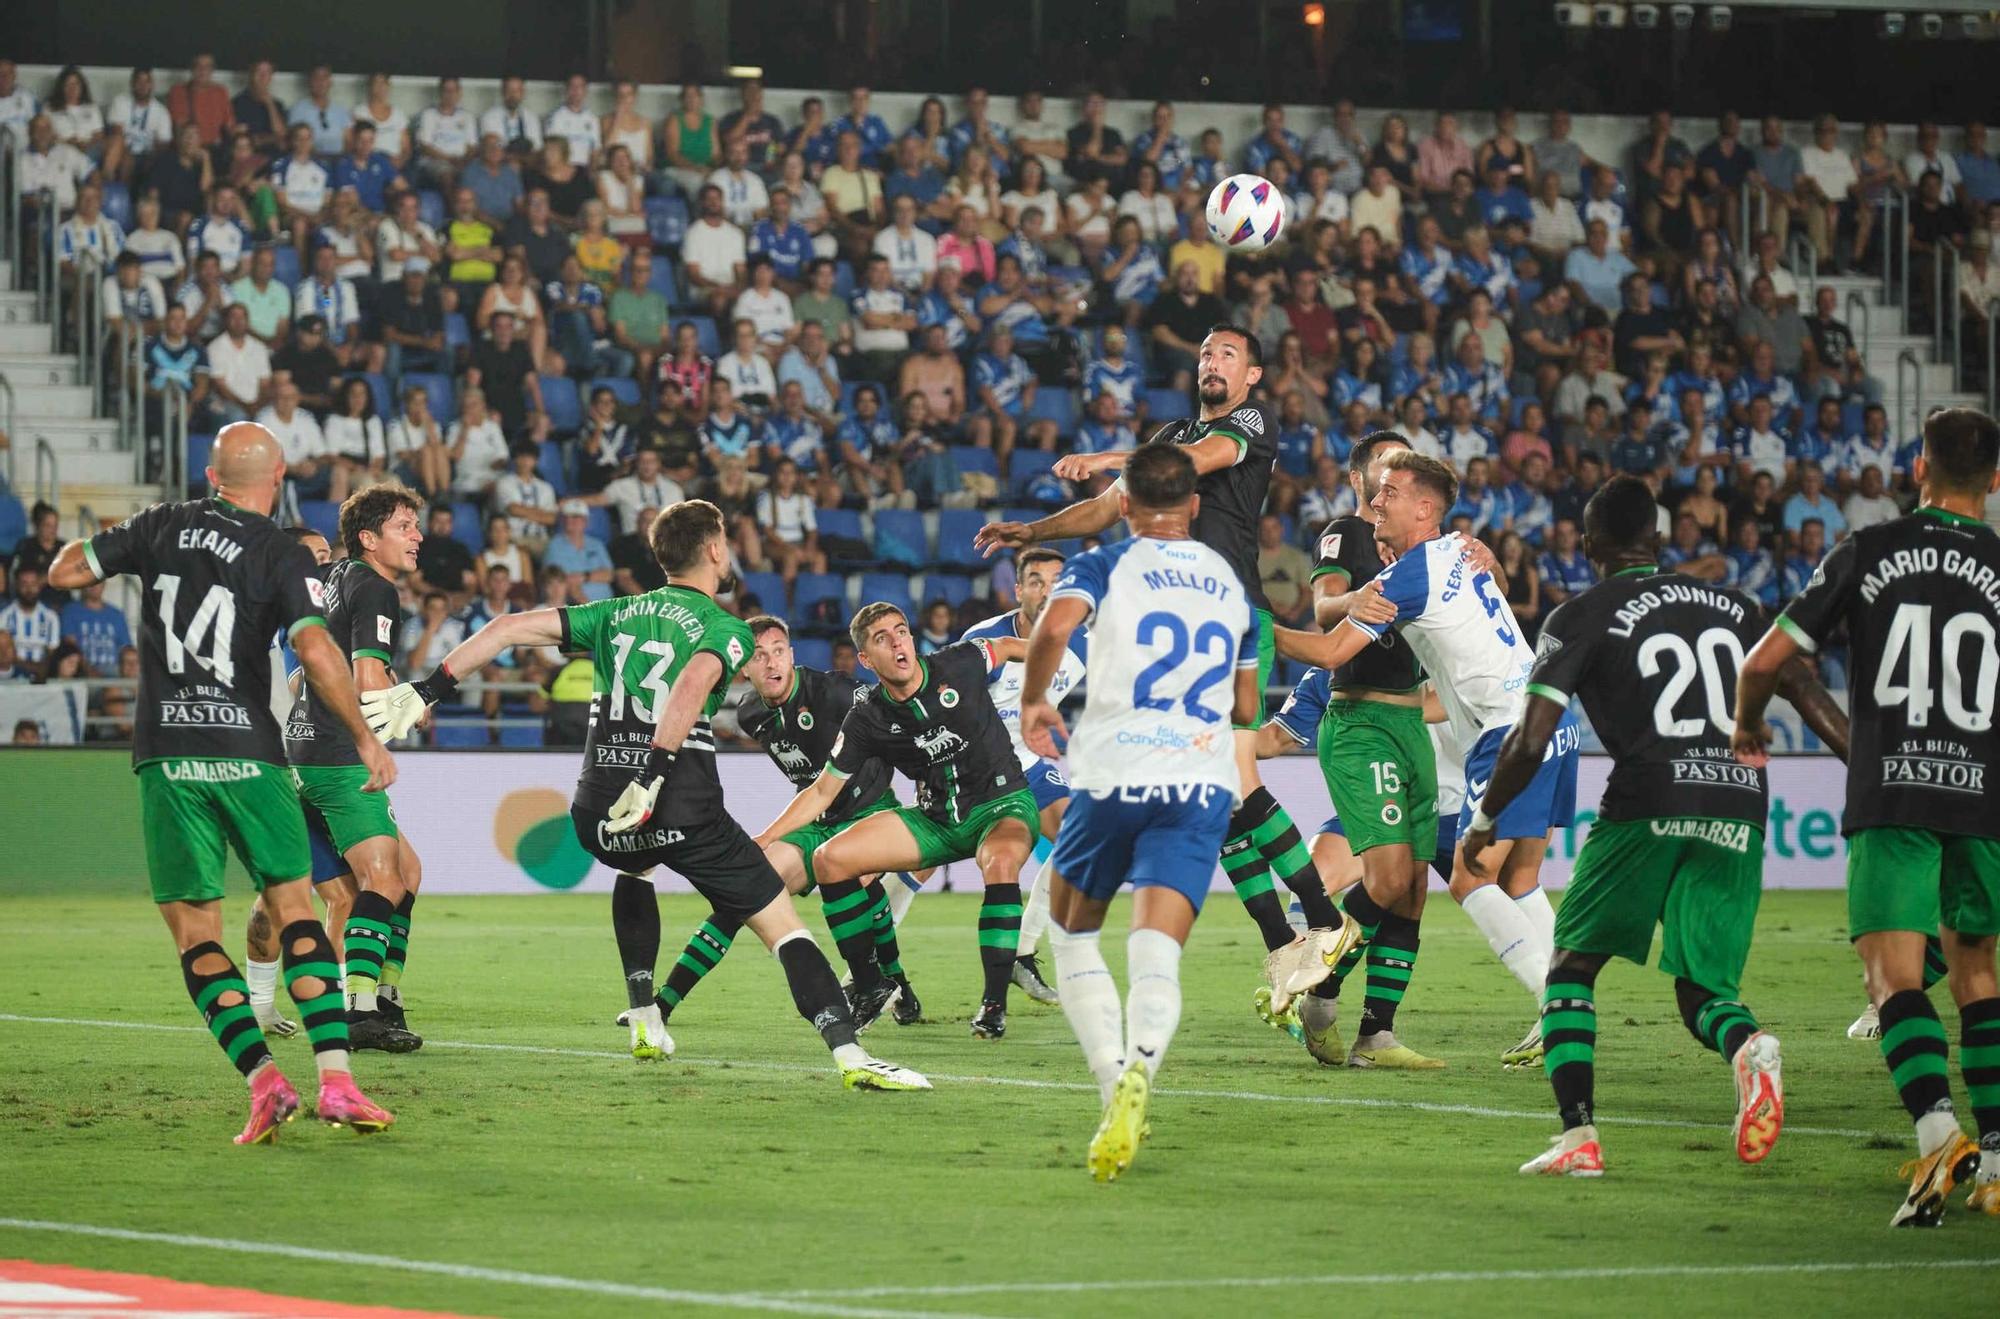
[2,889,1996,1317]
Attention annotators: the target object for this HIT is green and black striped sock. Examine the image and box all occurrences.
[379,892,415,994]
[1879,989,1955,1123]
[977,882,1023,1001]
[1244,788,1342,929]
[180,941,272,1077]
[341,890,395,1013]
[280,920,350,1072]
[1222,808,1298,952]
[1959,996,2000,1144]
[864,881,904,978]
[819,879,889,992]
[1688,993,1760,1060]
[1923,935,1949,991]
[1542,977,1598,1130]
[1358,913,1420,1035]
[659,917,739,1018]
[1316,883,1387,999]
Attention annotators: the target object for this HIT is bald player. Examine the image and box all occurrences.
[48,423,401,1144]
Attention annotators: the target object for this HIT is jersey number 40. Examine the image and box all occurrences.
[1874,604,1998,733]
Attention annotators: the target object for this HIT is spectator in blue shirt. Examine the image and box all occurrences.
[1498,452,1555,545]
[1332,339,1387,416]
[1190,128,1229,188]
[1442,332,1508,425]
[1082,325,1145,422]
[1564,219,1638,313]
[1660,510,1727,580]
[881,135,945,214]
[916,259,980,352]
[1452,225,1517,312]
[1448,457,1502,535]
[1130,100,1192,190]
[1537,518,1599,607]
[58,581,131,674]
[1399,215,1456,309]
[1474,160,1532,230]
[330,121,403,215]
[948,87,1012,178]
[1957,121,2000,208]
[1099,215,1165,324]
[970,324,1038,472]
[287,65,351,157]
[1782,462,1847,539]
[1782,518,1828,599]
[1722,518,1780,608]
[763,380,827,472]
[1727,340,1801,429]
[1075,390,1137,457]
[1273,390,1323,479]
[833,384,900,500]
[833,87,893,169]
[543,500,615,601]
[749,188,815,290]
[1242,103,1303,176]
[1789,396,1848,479]
[1608,398,1670,480]
[700,378,760,468]
[144,304,208,411]
[788,97,838,175]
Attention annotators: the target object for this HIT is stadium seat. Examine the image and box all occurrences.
[791,635,833,670]
[449,501,484,554]
[186,433,216,495]
[790,572,847,632]
[814,507,870,568]
[948,445,1000,478]
[0,491,24,553]
[1146,387,1193,421]
[585,507,612,544]
[298,499,340,543]
[402,371,455,421]
[100,182,132,230]
[431,721,490,748]
[1027,388,1078,431]
[647,256,679,303]
[872,508,928,567]
[737,571,787,617]
[417,190,446,230]
[591,376,641,408]
[645,195,689,248]
[443,311,471,354]
[857,572,916,620]
[923,573,974,608]
[934,507,989,573]
[539,375,584,434]
[362,371,393,419]
[271,244,302,288]
[496,719,543,748]
[1009,448,1060,499]
[536,439,570,494]
[832,261,856,299]
[686,316,721,358]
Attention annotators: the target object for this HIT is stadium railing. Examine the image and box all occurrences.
[33,433,59,509]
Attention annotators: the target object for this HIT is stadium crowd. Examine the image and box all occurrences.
[8,55,2000,741]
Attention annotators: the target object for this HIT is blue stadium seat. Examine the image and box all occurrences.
[298,499,340,543]
[832,261,856,299]
[872,508,928,567]
[934,507,989,573]
[647,256,679,302]
[100,182,132,231]
[591,376,641,408]
[857,572,915,620]
[1146,387,1193,421]
[271,244,302,288]
[443,311,471,354]
[539,375,584,434]
[362,371,393,419]
[841,380,884,416]
[431,721,490,748]
[791,572,848,631]
[537,439,570,495]
[815,507,870,568]
[737,571,787,617]
[1027,388,1078,431]
[791,636,833,670]
[1841,400,1866,435]
[948,445,999,478]
[685,316,721,358]
[923,573,974,607]
[585,507,612,544]
[497,720,544,748]
[645,195,689,248]
[449,501,484,554]
[1009,448,1060,499]
[1001,506,1043,528]
[186,432,215,494]
[402,371,455,420]
[418,190,447,230]
[0,491,24,553]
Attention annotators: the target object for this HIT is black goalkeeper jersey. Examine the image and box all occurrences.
[1309,514,1421,693]
[1779,508,2000,839]
[1528,567,1769,825]
[285,558,401,767]
[736,665,891,823]
[84,496,326,768]
[1147,398,1277,613]
[827,640,1023,825]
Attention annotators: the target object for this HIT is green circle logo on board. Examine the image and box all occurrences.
[495,788,594,889]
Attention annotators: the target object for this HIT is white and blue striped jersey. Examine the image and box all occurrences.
[1049,537,1256,798]
[961,608,1089,772]
[1351,532,1534,742]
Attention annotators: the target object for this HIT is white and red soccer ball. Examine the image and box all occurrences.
[1205,173,1285,251]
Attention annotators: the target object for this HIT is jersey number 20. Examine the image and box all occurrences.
[1132,610,1235,725]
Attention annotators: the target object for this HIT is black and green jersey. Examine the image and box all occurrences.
[827,640,1022,825]
[1779,507,2000,839]
[285,558,401,767]
[1310,514,1421,693]
[559,583,753,820]
[84,496,325,768]
[1528,567,1769,826]
[1146,398,1277,612]
[735,664,889,823]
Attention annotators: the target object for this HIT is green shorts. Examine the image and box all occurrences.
[781,792,899,891]
[1316,698,1438,860]
[292,763,399,856]
[136,758,311,904]
[893,787,1042,870]
[1848,826,2000,939]
[1235,608,1277,731]
[1554,817,1765,996]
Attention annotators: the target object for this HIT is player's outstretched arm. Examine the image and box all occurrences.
[1020,595,1088,758]
[296,624,397,792]
[46,540,102,592]
[973,484,1121,558]
[754,770,844,849]
[1731,624,1800,769]
[364,608,569,739]
[1459,692,1566,873]
[1271,619,1375,671]
[1774,654,1849,763]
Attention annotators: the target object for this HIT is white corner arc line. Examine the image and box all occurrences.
[0,1218,991,1319]
[0,1013,1894,1140]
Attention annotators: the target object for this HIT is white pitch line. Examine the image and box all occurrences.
[0,1219,991,1319]
[757,1257,2000,1302]
[0,1012,1893,1140]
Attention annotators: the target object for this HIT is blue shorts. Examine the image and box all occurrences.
[1316,812,1459,880]
[304,802,349,884]
[1050,784,1233,912]
[1026,759,1070,814]
[1459,713,1581,841]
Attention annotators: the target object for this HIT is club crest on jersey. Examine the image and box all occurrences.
[797,709,815,730]
[939,686,960,708]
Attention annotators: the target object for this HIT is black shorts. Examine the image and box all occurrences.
[570,804,786,924]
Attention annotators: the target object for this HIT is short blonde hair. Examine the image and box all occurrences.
[1379,448,1459,511]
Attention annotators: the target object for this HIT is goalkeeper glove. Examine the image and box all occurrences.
[605,747,677,834]
[360,663,460,739]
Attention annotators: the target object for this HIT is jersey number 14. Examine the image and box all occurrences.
[154,575,238,684]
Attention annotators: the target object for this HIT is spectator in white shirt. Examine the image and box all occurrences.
[106,67,172,183]
[1527,167,1584,261]
[544,75,601,168]
[492,445,559,548]
[57,182,124,272]
[102,250,168,342]
[375,188,442,282]
[715,317,779,410]
[1843,463,1900,533]
[705,137,769,229]
[47,66,111,176]
[872,194,939,293]
[123,193,184,284]
[732,256,798,356]
[0,60,40,142]
[19,114,92,218]
[187,186,252,279]
[449,387,512,499]
[388,382,452,497]
[413,76,478,190]
[353,72,412,166]
[682,184,749,318]
[599,448,685,533]
[203,304,273,425]
[294,243,381,370]
[481,75,544,159]
[1118,161,1179,244]
[258,379,332,499]
[1904,121,1962,206]
[271,123,331,253]
[1796,114,1861,272]
[753,459,828,583]
[0,567,62,673]
[1739,229,1798,306]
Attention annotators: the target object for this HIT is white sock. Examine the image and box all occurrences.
[886,872,923,925]
[832,1042,870,1070]
[1017,855,1053,956]
[1462,884,1549,998]
[1916,1108,1965,1158]
[315,1048,351,1077]
[1049,923,1124,1103]
[1514,886,1557,963]
[245,958,280,1018]
[1124,927,1184,1084]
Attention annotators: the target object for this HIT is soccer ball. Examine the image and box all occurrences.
[1205,173,1285,251]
